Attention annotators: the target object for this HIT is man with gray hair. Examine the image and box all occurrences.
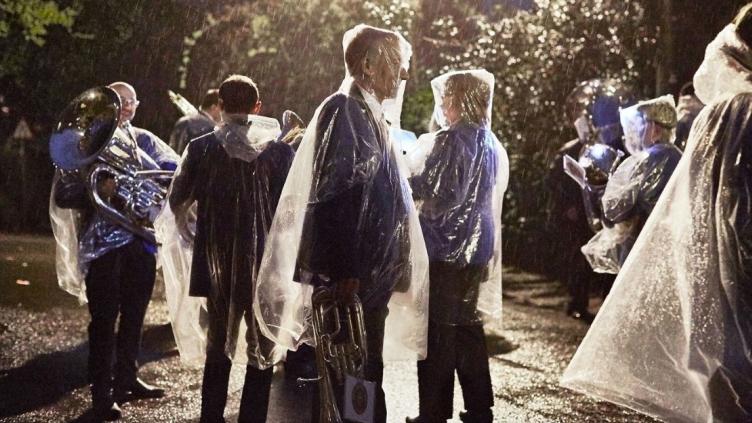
[254,24,429,423]
[297,26,411,422]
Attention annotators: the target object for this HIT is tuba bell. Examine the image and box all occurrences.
[300,286,369,423]
[49,86,173,244]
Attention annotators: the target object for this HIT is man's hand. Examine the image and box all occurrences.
[335,278,360,304]
[97,176,117,199]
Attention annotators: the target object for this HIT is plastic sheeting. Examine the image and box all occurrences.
[154,202,206,365]
[581,95,681,274]
[49,171,87,303]
[694,24,752,106]
[158,115,294,368]
[253,24,430,363]
[49,125,178,301]
[408,69,508,325]
[580,145,681,274]
[562,90,752,422]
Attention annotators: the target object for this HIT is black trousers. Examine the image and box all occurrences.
[84,240,156,405]
[417,320,493,422]
[312,306,388,423]
[564,239,592,314]
[200,293,273,423]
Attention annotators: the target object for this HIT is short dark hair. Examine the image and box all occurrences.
[345,26,400,79]
[218,75,259,114]
[734,2,752,47]
[199,88,220,110]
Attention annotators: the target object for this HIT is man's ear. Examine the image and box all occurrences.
[252,101,262,114]
[217,99,225,111]
[362,56,376,78]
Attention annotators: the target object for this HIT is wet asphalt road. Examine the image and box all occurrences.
[0,234,657,422]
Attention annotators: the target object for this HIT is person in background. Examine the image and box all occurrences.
[168,75,294,423]
[562,4,752,421]
[254,24,430,423]
[674,82,704,151]
[547,79,635,321]
[581,95,682,274]
[406,69,508,423]
[547,136,596,322]
[169,88,221,155]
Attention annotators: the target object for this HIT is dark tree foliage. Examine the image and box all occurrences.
[0,0,210,231]
[0,0,743,278]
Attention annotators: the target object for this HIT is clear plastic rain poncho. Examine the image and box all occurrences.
[155,114,294,367]
[407,69,508,325]
[253,24,430,362]
[49,89,179,302]
[562,23,752,422]
[581,95,682,274]
[49,171,87,303]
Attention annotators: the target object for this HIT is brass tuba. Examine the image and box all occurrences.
[302,286,368,423]
[49,87,173,244]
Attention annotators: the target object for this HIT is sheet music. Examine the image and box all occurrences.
[563,155,587,189]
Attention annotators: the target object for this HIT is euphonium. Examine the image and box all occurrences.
[304,285,368,423]
[577,143,623,232]
[49,87,173,244]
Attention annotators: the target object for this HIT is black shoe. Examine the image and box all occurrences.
[459,409,492,423]
[92,401,122,421]
[406,416,445,423]
[567,310,595,324]
[486,334,520,355]
[114,378,165,402]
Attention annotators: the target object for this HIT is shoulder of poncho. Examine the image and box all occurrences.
[259,139,294,161]
[727,91,752,107]
[442,125,484,153]
[320,91,367,117]
[187,131,220,153]
[173,115,191,127]
[698,92,752,123]
[644,143,682,165]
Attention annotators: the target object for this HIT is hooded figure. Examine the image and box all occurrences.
[253,25,429,423]
[405,69,508,423]
[545,79,634,322]
[157,75,294,422]
[581,95,682,274]
[561,8,752,422]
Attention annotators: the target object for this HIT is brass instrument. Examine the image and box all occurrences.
[579,143,623,232]
[302,286,369,423]
[564,79,633,233]
[49,87,173,244]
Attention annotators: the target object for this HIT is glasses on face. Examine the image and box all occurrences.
[122,98,140,107]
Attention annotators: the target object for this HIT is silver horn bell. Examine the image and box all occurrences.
[49,87,173,244]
